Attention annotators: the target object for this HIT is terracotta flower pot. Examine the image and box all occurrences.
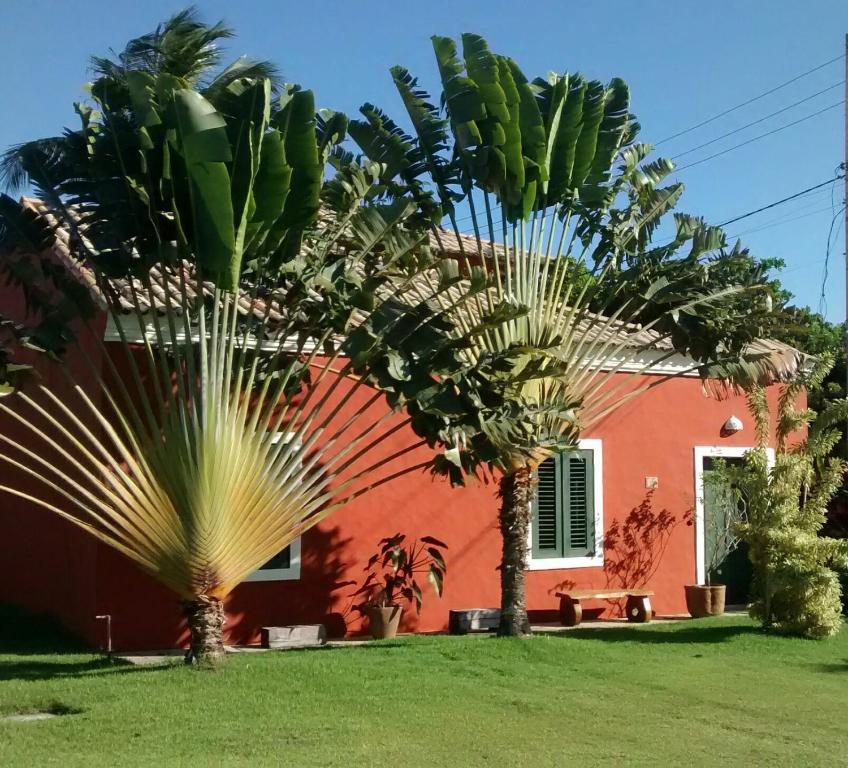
[685,585,711,618]
[708,584,726,616]
[366,605,402,639]
[685,584,727,617]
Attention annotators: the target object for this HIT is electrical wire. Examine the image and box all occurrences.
[726,203,836,240]
[675,101,843,172]
[459,175,845,243]
[453,163,842,236]
[716,174,845,227]
[656,52,845,145]
[671,81,845,160]
[818,203,846,316]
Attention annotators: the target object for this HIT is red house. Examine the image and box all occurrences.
[0,201,802,651]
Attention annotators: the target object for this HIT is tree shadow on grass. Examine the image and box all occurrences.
[291,640,408,652]
[813,659,848,673]
[0,656,165,682]
[535,623,762,645]
[0,603,177,681]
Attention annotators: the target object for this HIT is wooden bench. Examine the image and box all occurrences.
[555,588,654,627]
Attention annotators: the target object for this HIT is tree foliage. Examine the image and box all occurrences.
[348,34,780,478]
[345,32,778,635]
[0,12,486,662]
[713,356,848,638]
[0,195,97,393]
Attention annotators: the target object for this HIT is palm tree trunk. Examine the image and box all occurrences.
[498,465,534,637]
[184,598,226,665]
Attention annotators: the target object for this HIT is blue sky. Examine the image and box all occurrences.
[2,0,847,319]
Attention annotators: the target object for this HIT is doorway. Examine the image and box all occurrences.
[693,446,773,602]
[701,455,751,604]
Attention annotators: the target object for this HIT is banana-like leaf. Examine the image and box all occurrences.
[546,74,586,200]
[432,35,484,149]
[273,87,321,264]
[580,78,630,204]
[172,89,236,286]
[569,80,606,191]
[506,57,546,218]
[349,104,416,180]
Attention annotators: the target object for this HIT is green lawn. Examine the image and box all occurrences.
[0,613,846,767]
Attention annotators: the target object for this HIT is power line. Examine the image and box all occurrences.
[671,81,845,160]
[462,174,845,244]
[453,126,842,231]
[656,52,845,145]
[675,101,844,172]
[818,204,846,316]
[726,203,837,239]
[717,174,844,227]
[781,252,835,276]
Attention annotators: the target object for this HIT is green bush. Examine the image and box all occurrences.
[716,356,848,638]
[760,565,843,638]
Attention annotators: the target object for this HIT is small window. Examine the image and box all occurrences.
[260,547,291,572]
[529,440,603,570]
[244,431,302,582]
[244,539,301,582]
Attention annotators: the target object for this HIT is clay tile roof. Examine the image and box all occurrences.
[10,198,807,383]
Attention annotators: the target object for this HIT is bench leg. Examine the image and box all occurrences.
[625,596,652,623]
[559,596,583,627]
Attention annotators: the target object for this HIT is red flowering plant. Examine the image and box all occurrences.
[353,534,448,613]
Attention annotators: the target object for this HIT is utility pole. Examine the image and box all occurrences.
[843,33,848,455]
[844,34,848,405]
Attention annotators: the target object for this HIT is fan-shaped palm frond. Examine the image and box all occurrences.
[352,32,772,636]
[0,62,473,663]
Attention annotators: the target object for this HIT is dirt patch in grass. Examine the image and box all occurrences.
[0,700,82,721]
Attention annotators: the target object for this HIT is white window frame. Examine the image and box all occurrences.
[244,432,302,582]
[527,438,604,570]
[243,537,301,582]
[693,445,774,585]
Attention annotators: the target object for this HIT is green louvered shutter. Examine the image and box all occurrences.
[532,457,562,558]
[532,449,596,559]
[563,449,595,557]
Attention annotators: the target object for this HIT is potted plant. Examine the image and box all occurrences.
[353,534,448,639]
[686,462,747,617]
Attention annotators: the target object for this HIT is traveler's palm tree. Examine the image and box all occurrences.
[0,21,477,663]
[348,34,775,634]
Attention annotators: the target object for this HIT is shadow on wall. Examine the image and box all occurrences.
[542,492,690,621]
[225,523,356,643]
[531,583,576,624]
[602,491,691,616]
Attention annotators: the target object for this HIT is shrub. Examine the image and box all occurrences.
[717,356,848,638]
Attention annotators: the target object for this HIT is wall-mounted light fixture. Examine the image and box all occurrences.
[721,415,743,436]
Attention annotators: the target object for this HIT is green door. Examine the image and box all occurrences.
[703,456,751,605]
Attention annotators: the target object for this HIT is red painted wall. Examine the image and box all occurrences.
[90,358,783,650]
[0,285,105,645]
[0,307,787,649]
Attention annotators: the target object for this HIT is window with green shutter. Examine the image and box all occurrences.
[532,449,596,559]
